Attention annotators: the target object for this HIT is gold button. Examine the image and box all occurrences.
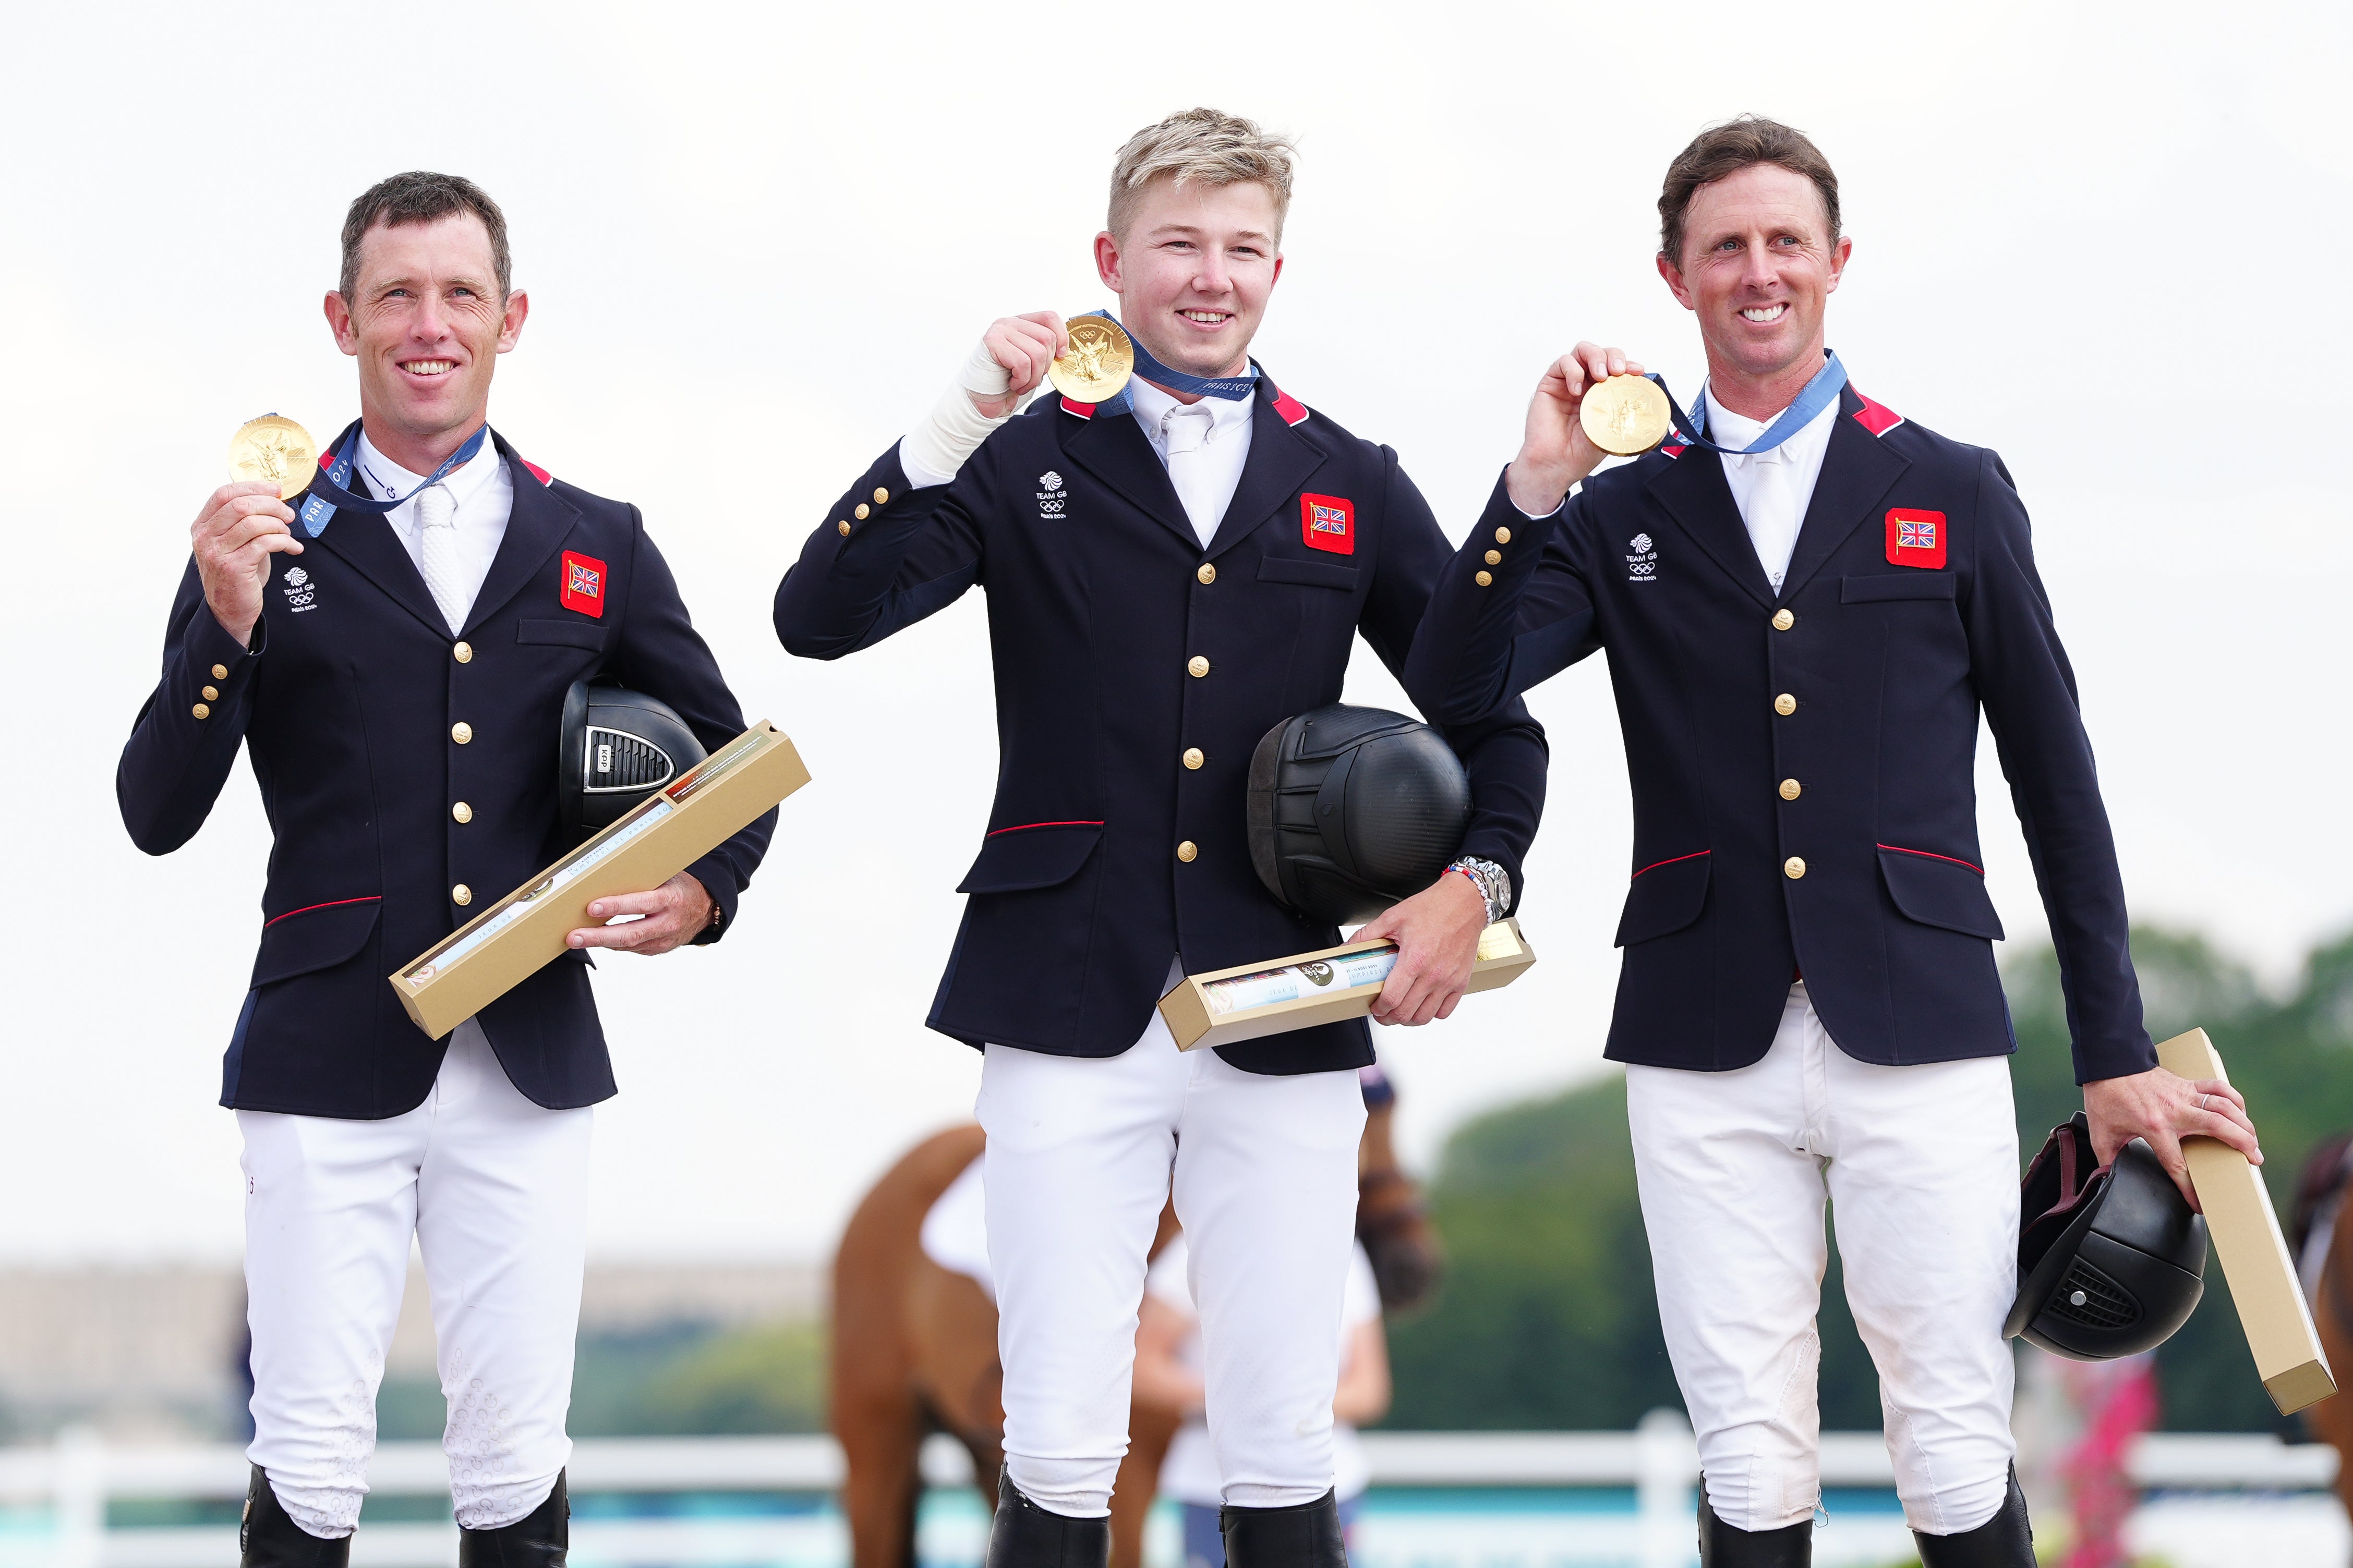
[452,801,473,824]
[1188,656,1210,678]
[1784,857,1806,880]
[1177,841,1198,862]
[873,487,890,505]
[452,884,473,906]
[201,685,219,701]
[211,664,228,680]
[454,641,473,663]
[191,702,210,720]
[1476,570,1494,587]
[1772,609,1795,631]
[1182,747,1205,771]
[837,520,851,537]
[1774,694,1797,716]
[854,503,870,520]
[452,722,473,744]
[1779,779,1802,800]
[1197,563,1216,585]
[1485,550,1502,566]
[1494,526,1512,544]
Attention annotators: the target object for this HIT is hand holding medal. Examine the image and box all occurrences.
[1504,342,1646,517]
[195,414,319,646]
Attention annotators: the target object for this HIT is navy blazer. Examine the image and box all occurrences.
[775,376,1548,1075]
[118,428,774,1118]
[1403,384,2154,1084]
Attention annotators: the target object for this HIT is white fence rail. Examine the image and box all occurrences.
[0,1419,2336,1568]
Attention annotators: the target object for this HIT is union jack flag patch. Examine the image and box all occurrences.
[560,550,608,616]
[1301,493,1355,555]
[1885,509,1947,569]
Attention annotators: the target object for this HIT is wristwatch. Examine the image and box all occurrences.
[1446,856,1511,926]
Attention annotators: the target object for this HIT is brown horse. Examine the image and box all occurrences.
[2291,1133,2353,1536]
[829,1078,1441,1568]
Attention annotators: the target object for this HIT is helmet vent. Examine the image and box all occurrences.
[584,726,676,793]
[2049,1258,2141,1329]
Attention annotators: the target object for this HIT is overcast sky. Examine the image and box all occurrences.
[5,0,2346,1266]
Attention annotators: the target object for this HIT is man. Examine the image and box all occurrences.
[775,109,1544,1565]
[118,172,773,1567]
[1401,117,2261,1566]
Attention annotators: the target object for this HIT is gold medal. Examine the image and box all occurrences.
[1048,315,1135,403]
[1579,375,1672,457]
[228,415,320,499]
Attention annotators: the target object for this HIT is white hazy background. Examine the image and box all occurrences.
[4,0,2347,1266]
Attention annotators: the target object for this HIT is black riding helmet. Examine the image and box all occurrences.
[2007,1112,2208,1360]
[1246,704,1473,925]
[558,680,708,844]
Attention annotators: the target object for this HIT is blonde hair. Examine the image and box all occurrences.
[1107,108,1297,242]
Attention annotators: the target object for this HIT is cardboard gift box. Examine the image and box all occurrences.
[392,721,810,1039]
[1158,919,1537,1052]
[2155,1027,2336,1414]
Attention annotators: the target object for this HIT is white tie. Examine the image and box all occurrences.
[1161,404,1221,547]
[415,483,470,634]
[1745,445,1802,592]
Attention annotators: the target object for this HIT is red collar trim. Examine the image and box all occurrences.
[1852,389,1905,437]
[1268,384,1309,427]
[1060,397,1095,420]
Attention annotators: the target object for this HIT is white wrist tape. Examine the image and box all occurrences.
[900,336,1017,484]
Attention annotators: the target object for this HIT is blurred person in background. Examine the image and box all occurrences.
[116,171,773,1567]
[1403,116,2260,1566]
[775,106,1543,1566]
[1133,1231,1390,1567]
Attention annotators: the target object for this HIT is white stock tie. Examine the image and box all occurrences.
[1744,444,1802,592]
[415,483,469,634]
[1161,403,1221,546]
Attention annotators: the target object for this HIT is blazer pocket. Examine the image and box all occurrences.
[957,822,1105,894]
[1878,846,2005,939]
[1258,557,1361,592]
[1842,573,1957,603]
[251,897,382,986]
[518,619,615,651]
[1615,852,1711,947]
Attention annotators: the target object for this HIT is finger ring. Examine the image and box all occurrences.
[2198,1093,2211,1112]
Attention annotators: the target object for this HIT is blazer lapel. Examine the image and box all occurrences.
[1644,445,1777,610]
[1203,384,1328,562]
[1059,404,1198,552]
[306,467,452,640]
[463,434,584,634]
[1775,388,1911,603]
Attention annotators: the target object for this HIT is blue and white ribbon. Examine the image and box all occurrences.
[298,420,490,538]
[1083,312,1258,418]
[1658,350,1848,456]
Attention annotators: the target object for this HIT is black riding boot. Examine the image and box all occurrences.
[457,1471,570,1567]
[1220,1489,1347,1567]
[1912,1465,2034,1568]
[1697,1485,1811,1566]
[983,1470,1110,1568]
[238,1465,351,1568]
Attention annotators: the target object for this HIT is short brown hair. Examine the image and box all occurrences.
[338,171,512,303]
[1108,108,1297,242]
[1658,116,1839,265]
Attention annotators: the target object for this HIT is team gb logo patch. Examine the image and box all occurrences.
[1625,532,1658,582]
[560,550,608,617]
[281,565,317,613]
[1036,470,1068,519]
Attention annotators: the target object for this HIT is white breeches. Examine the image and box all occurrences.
[239,1023,593,1537]
[976,989,1366,1517]
[1626,982,2019,1536]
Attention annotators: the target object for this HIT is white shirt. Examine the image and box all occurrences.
[356,429,514,628]
[1703,387,1838,593]
[1127,377,1256,548]
[1145,1234,1382,1506]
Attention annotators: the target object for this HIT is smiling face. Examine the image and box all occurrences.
[325,212,527,468]
[1657,162,1851,408]
[1094,177,1284,389]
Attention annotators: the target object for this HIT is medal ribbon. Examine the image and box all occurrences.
[298,420,491,538]
[1082,311,1257,417]
[1655,350,1848,456]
